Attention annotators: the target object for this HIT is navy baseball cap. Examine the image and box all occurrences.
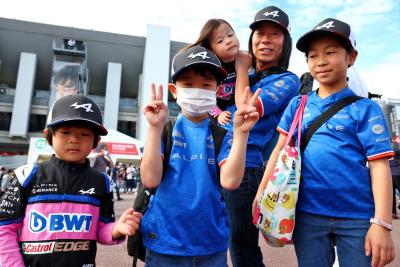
[249,6,290,33]
[170,46,227,83]
[47,95,108,135]
[296,18,356,53]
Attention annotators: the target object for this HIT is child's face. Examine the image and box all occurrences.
[210,23,240,63]
[307,35,357,89]
[49,125,95,164]
[173,68,218,93]
[252,21,285,71]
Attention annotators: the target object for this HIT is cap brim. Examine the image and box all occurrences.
[249,19,288,33]
[47,118,108,136]
[296,30,353,53]
[171,62,227,83]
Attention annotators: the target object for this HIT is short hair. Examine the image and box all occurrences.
[45,121,100,149]
[97,143,109,151]
[248,25,292,70]
[174,64,218,84]
[304,32,355,57]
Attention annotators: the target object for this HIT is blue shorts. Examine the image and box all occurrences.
[144,249,227,267]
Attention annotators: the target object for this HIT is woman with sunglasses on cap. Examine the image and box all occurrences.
[222,6,300,267]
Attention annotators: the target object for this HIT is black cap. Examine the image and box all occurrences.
[249,6,290,33]
[296,18,356,53]
[47,95,108,135]
[170,46,227,83]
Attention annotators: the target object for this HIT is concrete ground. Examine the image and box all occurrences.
[97,192,400,267]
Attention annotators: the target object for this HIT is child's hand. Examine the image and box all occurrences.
[235,51,252,72]
[112,208,143,240]
[143,83,168,129]
[233,87,260,133]
[252,190,263,216]
[365,223,395,267]
[217,111,231,125]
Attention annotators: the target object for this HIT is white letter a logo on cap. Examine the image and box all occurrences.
[316,21,335,30]
[263,10,279,18]
[70,102,93,112]
[187,52,210,60]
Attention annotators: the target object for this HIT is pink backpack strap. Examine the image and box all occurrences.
[284,95,308,147]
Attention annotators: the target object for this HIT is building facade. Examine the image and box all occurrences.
[0,17,185,163]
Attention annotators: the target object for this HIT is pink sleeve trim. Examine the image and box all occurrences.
[97,222,125,245]
[0,224,25,267]
[209,106,223,118]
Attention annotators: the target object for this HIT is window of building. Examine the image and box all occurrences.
[28,114,47,132]
[117,120,136,138]
[0,112,11,131]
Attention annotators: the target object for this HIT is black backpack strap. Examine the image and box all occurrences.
[162,119,176,171]
[209,118,227,181]
[300,95,362,152]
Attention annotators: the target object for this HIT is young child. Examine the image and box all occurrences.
[255,18,395,267]
[140,46,260,266]
[189,19,241,130]
[0,95,142,267]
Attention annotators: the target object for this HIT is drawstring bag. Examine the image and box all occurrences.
[253,95,307,247]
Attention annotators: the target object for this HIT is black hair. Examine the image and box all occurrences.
[45,120,100,149]
[304,32,354,57]
[248,26,292,70]
[174,64,220,84]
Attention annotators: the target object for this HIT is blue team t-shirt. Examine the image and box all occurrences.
[277,87,394,219]
[141,113,232,256]
[226,71,300,167]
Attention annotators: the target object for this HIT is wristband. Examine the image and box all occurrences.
[370,218,393,231]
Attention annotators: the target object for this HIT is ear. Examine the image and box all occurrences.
[168,83,177,99]
[93,136,101,149]
[347,49,358,67]
[43,128,48,137]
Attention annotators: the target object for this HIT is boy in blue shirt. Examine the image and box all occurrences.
[255,18,395,267]
[140,46,260,266]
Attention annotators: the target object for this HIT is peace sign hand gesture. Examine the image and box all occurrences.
[233,87,261,133]
[143,83,168,129]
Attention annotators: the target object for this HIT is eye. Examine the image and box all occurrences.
[326,51,337,55]
[228,33,234,37]
[217,39,223,44]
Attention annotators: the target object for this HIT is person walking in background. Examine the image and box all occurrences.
[126,163,136,194]
[93,143,112,175]
[224,6,300,267]
[256,18,395,267]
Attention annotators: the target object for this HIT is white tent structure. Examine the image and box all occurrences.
[27,129,143,165]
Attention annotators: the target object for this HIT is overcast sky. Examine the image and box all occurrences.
[1,0,399,98]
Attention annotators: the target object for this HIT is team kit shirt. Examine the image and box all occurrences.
[210,71,236,132]
[0,156,121,267]
[277,87,394,219]
[141,114,232,256]
[226,71,300,167]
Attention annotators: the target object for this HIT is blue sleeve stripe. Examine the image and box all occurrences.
[28,194,100,205]
[22,164,39,188]
[0,218,22,226]
[102,173,111,193]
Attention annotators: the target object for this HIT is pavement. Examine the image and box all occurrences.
[97,192,400,267]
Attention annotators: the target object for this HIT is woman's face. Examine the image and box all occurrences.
[251,21,285,71]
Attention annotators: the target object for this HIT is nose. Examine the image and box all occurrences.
[69,134,80,143]
[316,54,328,67]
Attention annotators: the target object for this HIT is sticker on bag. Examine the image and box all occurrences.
[253,96,307,247]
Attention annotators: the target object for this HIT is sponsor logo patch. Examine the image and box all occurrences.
[372,124,384,135]
[29,210,92,233]
[21,242,55,254]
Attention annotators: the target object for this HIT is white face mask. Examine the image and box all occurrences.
[176,88,216,117]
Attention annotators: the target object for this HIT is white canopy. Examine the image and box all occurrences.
[27,129,144,165]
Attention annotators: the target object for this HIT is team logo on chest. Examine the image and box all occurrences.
[29,210,93,233]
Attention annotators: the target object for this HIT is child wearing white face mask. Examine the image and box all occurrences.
[140,46,261,267]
